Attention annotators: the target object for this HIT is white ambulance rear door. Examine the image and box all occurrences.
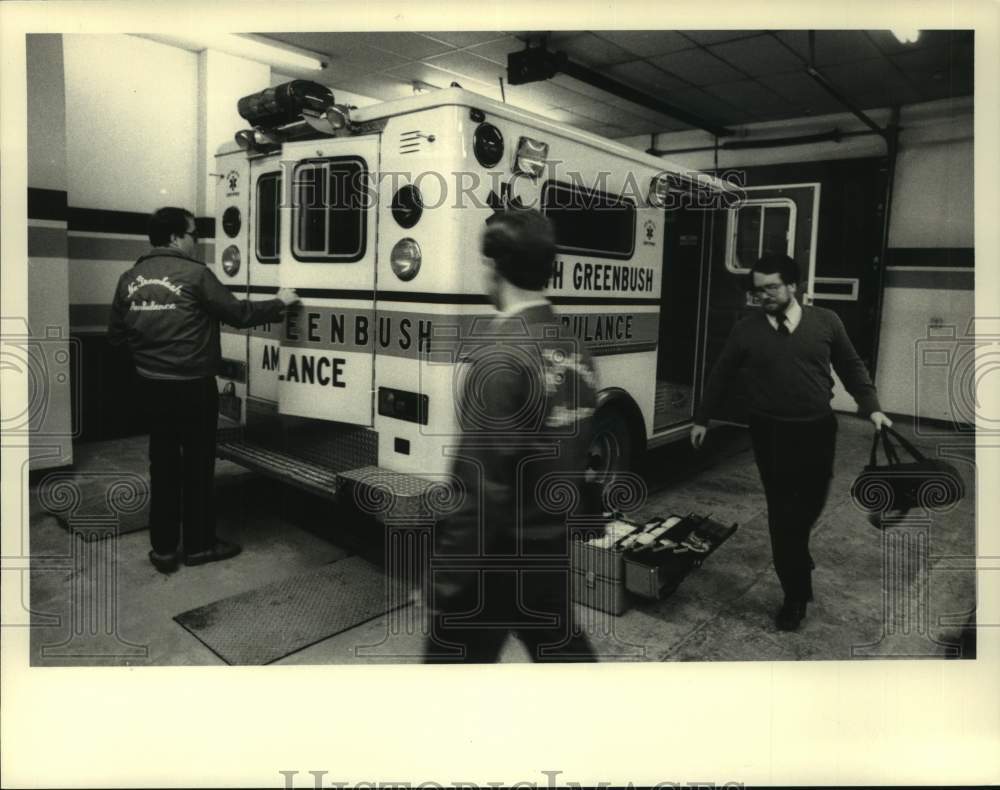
[245,157,283,407]
[276,135,380,426]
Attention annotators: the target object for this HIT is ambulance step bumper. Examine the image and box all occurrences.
[216,441,443,520]
[337,466,442,520]
[217,439,343,500]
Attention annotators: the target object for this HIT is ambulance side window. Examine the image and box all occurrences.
[541,180,636,261]
[256,171,281,263]
[291,157,368,263]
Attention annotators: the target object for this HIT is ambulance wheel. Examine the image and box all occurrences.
[588,405,635,484]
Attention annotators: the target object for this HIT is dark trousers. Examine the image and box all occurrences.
[749,413,837,603]
[425,555,595,663]
[139,376,219,556]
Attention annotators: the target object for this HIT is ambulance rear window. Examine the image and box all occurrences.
[292,157,368,262]
[256,171,281,263]
[541,180,636,260]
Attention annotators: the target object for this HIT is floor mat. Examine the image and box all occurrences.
[173,556,408,665]
[34,473,151,535]
[39,473,263,537]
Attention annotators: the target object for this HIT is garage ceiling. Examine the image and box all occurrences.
[260,30,974,138]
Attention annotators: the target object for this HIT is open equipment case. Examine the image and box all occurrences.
[571,513,738,614]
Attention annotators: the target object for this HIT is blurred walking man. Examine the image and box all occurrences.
[425,209,597,662]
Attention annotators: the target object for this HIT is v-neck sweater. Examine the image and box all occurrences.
[694,305,881,424]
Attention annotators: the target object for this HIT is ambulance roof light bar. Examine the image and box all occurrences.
[235,80,352,151]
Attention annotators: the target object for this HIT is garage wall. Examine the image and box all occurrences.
[621,97,975,421]
[64,35,199,214]
[62,35,200,331]
[56,35,203,440]
[879,123,974,421]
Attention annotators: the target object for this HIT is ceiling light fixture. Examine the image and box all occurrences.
[135,33,326,71]
[890,28,921,44]
[207,34,326,70]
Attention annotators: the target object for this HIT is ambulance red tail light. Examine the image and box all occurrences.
[390,238,422,281]
[473,123,504,168]
[514,136,549,178]
[378,387,428,425]
[391,185,423,228]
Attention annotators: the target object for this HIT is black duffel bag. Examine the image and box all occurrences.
[850,426,965,516]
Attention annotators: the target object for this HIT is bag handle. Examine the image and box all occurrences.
[879,427,902,466]
[869,429,900,467]
[869,426,918,467]
[882,425,927,463]
[868,430,882,467]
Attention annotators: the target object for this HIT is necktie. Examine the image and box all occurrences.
[777,313,790,335]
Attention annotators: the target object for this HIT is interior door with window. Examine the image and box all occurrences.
[700,183,820,423]
[277,136,379,426]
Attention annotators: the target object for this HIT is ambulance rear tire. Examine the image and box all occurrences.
[588,404,637,483]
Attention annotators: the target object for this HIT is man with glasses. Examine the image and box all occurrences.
[109,207,299,573]
[690,253,892,631]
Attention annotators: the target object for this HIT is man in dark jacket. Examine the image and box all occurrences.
[108,206,298,573]
[691,253,892,631]
[424,209,597,662]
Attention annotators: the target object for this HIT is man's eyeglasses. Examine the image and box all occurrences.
[184,229,199,242]
[748,283,786,296]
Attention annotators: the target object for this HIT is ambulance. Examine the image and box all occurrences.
[210,80,789,517]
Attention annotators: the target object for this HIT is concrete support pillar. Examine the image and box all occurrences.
[196,49,270,217]
[25,33,73,470]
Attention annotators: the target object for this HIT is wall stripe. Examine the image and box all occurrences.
[62,234,214,263]
[69,235,149,261]
[69,205,150,235]
[28,225,69,258]
[70,303,111,328]
[27,191,215,242]
[885,247,974,268]
[27,187,68,222]
[884,268,974,290]
[28,192,217,270]
[65,207,216,239]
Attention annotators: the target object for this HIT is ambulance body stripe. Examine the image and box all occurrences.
[241,305,660,361]
[226,283,660,307]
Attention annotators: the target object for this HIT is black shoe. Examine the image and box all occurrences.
[148,550,180,574]
[184,540,242,567]
[776,599,807,631]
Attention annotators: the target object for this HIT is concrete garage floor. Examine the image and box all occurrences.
[25,415,976,665]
